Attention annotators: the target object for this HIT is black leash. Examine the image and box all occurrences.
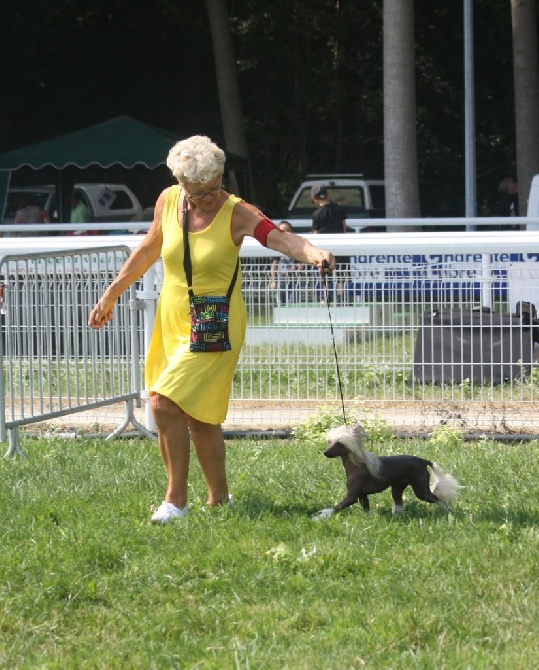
[321,262,347,425]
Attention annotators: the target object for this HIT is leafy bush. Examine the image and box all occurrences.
[292,404,394,447]
[429,423,465,450]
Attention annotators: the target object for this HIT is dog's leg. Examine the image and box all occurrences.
[391,485,406,514]
[312,492,361,520]
[360,495,370,512]
[312,507,335,520]
[410,463,462,510]
[333,492,364,513]
[410,475,444,506]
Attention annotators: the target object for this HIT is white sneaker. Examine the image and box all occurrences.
[151,501,188,524]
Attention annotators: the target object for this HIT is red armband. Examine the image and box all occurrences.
[253,217,281,247]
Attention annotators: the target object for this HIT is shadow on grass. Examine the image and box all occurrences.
[233,492,473,523]
[461,506,539,526]
[234,491,322,519]
[383,502,539,527]
[234,498,539,530]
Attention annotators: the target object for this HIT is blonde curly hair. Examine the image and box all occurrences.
[166,135,225,185]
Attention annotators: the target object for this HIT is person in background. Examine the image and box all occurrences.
[497,176,520,230]
[11,196,49,236]
[269,221,305,304]
[71,194,91,224]
[498,176,519,216]
[88,135,335,524]
[311,183,347,234]
[311,183,350,303]
[71,194,98,235]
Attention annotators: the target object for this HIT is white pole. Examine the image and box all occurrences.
[137,264,160,432]
[464,0,477,228]
[481,254,492,309]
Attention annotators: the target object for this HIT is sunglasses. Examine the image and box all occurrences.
[183,183,223,200]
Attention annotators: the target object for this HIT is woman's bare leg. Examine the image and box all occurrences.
[150,393,190,509]
[188,417,229,505]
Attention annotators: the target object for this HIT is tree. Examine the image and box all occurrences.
[383,0,421,227]
[206,0,253,197]
[511,0,539,212]
[225,0,385,212]
[0,1,532,219]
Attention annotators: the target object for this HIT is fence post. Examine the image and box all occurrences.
[137,264,160,433]
[0,277,5,444]
[481,253,492,309]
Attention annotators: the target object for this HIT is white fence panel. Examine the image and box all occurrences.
[0,247,152,455]
[230,232,539,434]
[2,230,539,438]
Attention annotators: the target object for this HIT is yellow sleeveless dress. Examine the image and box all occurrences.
[145,185,246,424]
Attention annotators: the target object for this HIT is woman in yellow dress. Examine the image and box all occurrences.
[88,135,335,523]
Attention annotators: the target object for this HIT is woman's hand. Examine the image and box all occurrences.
[88,298,115,330]
[265,226,335,274]
[312,250,335,274]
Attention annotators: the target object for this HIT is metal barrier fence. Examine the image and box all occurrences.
[234,257,539,435]
[3,232,539,442]
[0,247,152,456]
[231,231,539,435]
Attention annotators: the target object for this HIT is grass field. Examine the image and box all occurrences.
[1,429,538,669]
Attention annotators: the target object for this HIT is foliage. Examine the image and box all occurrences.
[293,403,396,445]
[362,415,396,445]
[291,403,347,441]
[429,422,465,450]
[0,1,529,216]
[0,435,538,668]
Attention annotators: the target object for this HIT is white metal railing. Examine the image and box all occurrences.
[2,229,539,438]
[0,215,535,237]
[0,247,153,456]
[232,246,539,435]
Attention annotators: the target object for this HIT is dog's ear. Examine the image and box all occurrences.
[351,423,364,443]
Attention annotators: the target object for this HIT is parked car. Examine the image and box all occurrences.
[2,183,143,228]
[285,174,385,233]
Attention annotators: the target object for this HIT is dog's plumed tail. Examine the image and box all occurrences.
[429,463,464,505]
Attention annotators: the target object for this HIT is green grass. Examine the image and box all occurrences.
[1,434,538,669]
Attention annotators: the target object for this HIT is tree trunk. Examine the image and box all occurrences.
[383,0,421,228]
[511,0,539,213]
[205,0,254,198]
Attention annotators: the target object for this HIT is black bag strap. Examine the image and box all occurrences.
[182,195,239,300]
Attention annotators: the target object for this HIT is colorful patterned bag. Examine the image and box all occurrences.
[188,293,233,352]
